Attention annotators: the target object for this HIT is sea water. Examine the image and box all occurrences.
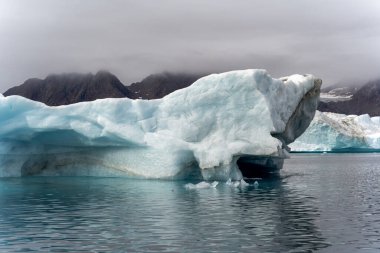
[0,153,379,252]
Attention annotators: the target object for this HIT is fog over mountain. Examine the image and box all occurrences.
[319,79,380,116]
[3,71,203,105]
[1,0,380,92]
[3,71,131,106]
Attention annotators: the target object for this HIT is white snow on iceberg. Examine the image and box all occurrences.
[0,70,321,179]
[290,111,380,152]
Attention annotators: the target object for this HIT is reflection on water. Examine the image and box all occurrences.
[0,178,327,252]
[237,180,328,252]
[0,153,380,252]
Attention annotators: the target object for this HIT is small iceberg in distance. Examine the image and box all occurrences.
[0,69,321,180]
[290,111,380,152]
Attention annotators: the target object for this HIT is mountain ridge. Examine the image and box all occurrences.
[4,71,380,116]
[3,71,131,106]
[3,71,205,106]
[318,79,380,116]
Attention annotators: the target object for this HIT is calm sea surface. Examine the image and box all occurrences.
[0,153,380,252]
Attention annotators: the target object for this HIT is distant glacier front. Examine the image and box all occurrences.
[0,70,321,179]
[290,111,380,152]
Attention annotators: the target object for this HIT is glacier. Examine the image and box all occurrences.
[290,111,380,152]
[0,70,321,180]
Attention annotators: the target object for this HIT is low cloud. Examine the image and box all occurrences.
[1,0,380,91]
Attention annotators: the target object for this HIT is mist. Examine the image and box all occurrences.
[1,0,380,91]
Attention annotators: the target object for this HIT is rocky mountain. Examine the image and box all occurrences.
[319,86,358,103]
[3,71,131,106]
[3,71,205,105]
[5,71,379,116]
[318,79,380,116]
[128,72,205,99]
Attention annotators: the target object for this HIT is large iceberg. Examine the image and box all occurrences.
[0,70,321,179]
[290,111,380,152]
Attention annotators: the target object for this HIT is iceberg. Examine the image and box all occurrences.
[290,111,380,152]
[0,70,321,179]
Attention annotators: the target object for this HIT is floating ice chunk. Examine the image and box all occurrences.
[240,179,249,187]
[185,181,219,189]
[210,181,219,188]
[226,179,249,188]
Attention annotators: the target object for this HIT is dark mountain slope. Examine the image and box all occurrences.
[8,70,378,116]
[4,71,204,105]
[128,72,205,99]
[318,79,380,116]
[4,71,131,106]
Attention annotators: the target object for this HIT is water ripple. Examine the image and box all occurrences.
[0,154,379,252]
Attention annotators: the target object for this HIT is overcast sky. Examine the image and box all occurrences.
[1,0,380,91]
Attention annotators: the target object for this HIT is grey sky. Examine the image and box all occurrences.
[1,0,380,92]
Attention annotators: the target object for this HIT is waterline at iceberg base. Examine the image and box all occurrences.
[0,70,321,180]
